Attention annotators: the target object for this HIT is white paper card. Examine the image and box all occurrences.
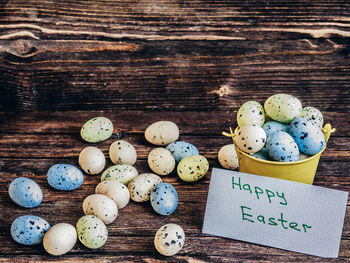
[202,168,348,258]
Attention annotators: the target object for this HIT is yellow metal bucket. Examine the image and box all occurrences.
[223,124,335,184]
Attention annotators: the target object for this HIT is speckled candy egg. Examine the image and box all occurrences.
[290,117,326,155]
[100,164,138,185]
[264,94,302,123]
[109,140,137,165]
[235,125,266,154]
[80,117,113,143]
[266,131,299,162]
[11,215,50,245]
[76,215,108,249]
[218,144,239,170]
[47,164,84,191]
[166,141,199,163]
[95,180,130,209]
[145,121,179,146]
[79,146,106,175]
[128,173,162,202]
[154,223,185,256]
[300,106,324,129]
[43,223,77,256]
[150,183,178,215]
[177,155,209,182]
[237,101,265,127]
[83,194,118,225]
[299,153,310,160]
[262,121,290,138]
[8,177,43,208]
[252,148,270,160]
[148,148,175,176]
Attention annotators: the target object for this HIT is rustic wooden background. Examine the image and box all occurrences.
[0,0,350,262]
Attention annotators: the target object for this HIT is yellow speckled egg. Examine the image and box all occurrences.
[101,164,138,185]
[79,146,106,175]
[145,121,179,146]
[218,144,239,170]
[128,173,162,202]
[148,148,175,176]
[82,194,118,225]
[76,215,107,249]
[177,155,209,182]
[237,101,265,127]
[43,223,77,256]
[264,94,302,123]
[109,140,137,165]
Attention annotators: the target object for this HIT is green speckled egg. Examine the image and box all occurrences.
[264,94,302,123]
[81,117,113,143]
[76,215,108,249]
[177,155,209,182]
[237,101,265,127]
[101,164,138,185]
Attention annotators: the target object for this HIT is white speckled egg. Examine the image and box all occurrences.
[128,173,162,202]
[154,223,185,256]
[76,215,108,249]
[100,164,138,185]
[235,125,266,154]
[82,194,118,225]
[8,177,43,208]
[266,131,300,162]
[79,146,106,175]
[218,144,239,170]
[145,121,179,146]
[264,94,302,123]
[95,180,130,209]
[177,155,209,182]
[299,153,310,160]
[237,101,265,127]
[109,140,137,166]
[148,148,175,176]
[43,223,77,256]
[80,117,113,143]
[300,106,324,129]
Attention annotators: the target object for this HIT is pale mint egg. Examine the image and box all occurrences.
[237,101,265,127]
[145,121,179,146]
[235,125,266,154]
[128,173,162,202]
[154,223,185,256]
[300,106,324,129]
[100,164,138,185]
[177,155,209,182]
[76,215,108,249]
[80,117,113,143]
[264,94,302,123]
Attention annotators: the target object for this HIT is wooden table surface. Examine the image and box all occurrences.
[1,0,350,262]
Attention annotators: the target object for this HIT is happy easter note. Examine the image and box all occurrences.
[202,168,348,258]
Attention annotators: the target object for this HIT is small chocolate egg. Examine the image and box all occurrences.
[43,223,77,256]
[264,94,302,123]
[145,121,179,146]
[300,106,324,129]
[11,215,50,245]
[150,183,178,215]
[79,146,106,175]
[262,121,290,138]
[109,140,137,166]
[100,164,138,185]
[8,177,43,208]
[266,131,299,162]
[252,148,270,160]
[95,180,130,209]
[80,117,113,143]
[235,125,266,154]
[237,101,265,127]
[290,117,326,155]
[218,144,239,170]
[128,173,162,202]
[154,223,185,256]
[177,155,209,182]
[166,141,199,163]
[47,164,84,191]
[82,194,118,225]
[148,148,175,176]
[76,215,108,249]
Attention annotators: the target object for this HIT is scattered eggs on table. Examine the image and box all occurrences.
[264,94,302,123]
[76,215,108,249]
[82,194,118,225]
[300,106,324,129]
[154,223,185,256]
[235,124,266,154]
[166,141,199,163]
[79,146,106,175]
[262,121,290,138]
[80,117,113,143]
[266,131,300,162]
[47,164,84,191]
[95,180,130,209]
[218,144,239,170]
[128,173,162,202]
[150,183,178,216]
[145,121,179,146]
[43,223,77,256]
[100,164,138,185]
[11,215,50,245]
[109,140,137,166]
[148,148,175,176]
[177,155,209,182]
[237,100,265,127]
[8,177,43,208]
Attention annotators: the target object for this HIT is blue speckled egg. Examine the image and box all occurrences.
[252,148,270,161]
[262,121,290,138]
[8,177,43,208]
[150,183,178,216]
[11,215,50,245]
[290,117,326,155]
[166,141,199,163]
[266,131,299,162]
[47,164,84,191]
